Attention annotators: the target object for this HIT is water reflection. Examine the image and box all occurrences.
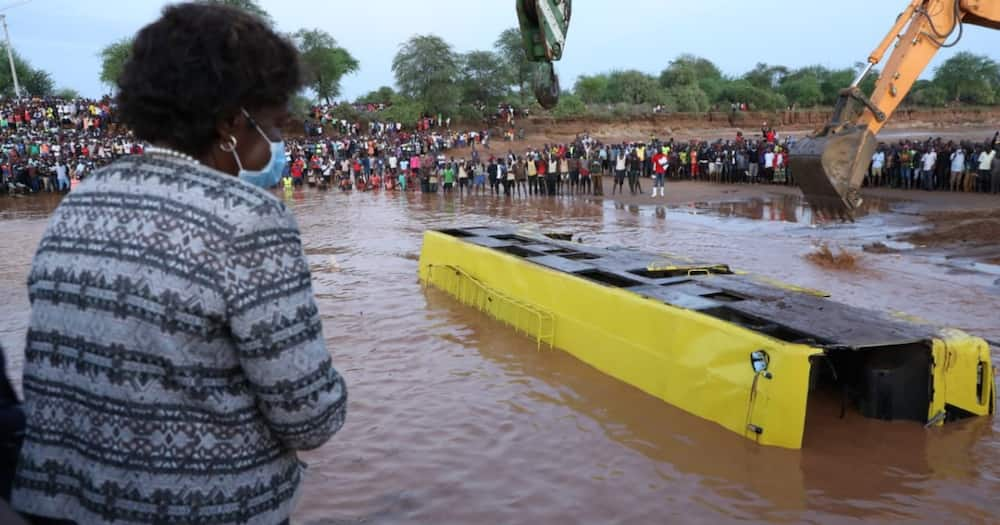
[682,194,893,224]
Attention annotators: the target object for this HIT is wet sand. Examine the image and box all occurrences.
[1,185,998,524]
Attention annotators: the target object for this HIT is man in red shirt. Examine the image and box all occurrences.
[651,150,667,197]
[290,157,305,186]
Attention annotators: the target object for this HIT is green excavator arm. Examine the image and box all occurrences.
[516,0,572,109]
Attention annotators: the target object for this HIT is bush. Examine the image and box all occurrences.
[381,95,424,125]
[552,93,587,118]
[716,80,787,110]
[669,84,710,113]
[910,86,948,107]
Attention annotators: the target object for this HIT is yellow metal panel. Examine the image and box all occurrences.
[928,329,996,424]
[419,231,822,449]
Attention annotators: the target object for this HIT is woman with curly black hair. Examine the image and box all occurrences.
[11,3,347,524]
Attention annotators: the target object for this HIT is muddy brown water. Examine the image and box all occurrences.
[1,190,999,524]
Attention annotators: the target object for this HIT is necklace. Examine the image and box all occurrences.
[144,145,200,165]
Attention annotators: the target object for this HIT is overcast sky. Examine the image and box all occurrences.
[4,0,998,99]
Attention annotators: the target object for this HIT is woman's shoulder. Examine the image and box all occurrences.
[87,155,289,228]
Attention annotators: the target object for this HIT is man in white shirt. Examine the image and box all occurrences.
[978,148,996,193]
[388,154,398,176]
[991,146,1000,194]
[871,149,885,186]
[950,148,966,191]
[921,149,937,190]
[764,149,775,183]
[55,163,69,191]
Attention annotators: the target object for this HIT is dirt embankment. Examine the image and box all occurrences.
[515,108,1000,144]
[905,209,1000,248]
[534,107,1000,131]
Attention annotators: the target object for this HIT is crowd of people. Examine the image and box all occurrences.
[0,97,139,195]
[282,130,802,198]
[280,122,1000,199]
[3,98,999,199]
[869,134,1000,193]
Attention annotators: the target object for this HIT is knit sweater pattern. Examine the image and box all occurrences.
[11,155,347,524]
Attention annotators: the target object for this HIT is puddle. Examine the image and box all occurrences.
[677,194,893,224]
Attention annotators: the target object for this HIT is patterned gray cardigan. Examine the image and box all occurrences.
[11,154,347,524]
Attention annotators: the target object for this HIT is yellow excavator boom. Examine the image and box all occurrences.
[791,0,1000,219]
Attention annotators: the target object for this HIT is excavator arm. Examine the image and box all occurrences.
[516,0,572,109]
[791,0,1000,219]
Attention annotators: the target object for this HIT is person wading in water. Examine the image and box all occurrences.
[11,4,347,524]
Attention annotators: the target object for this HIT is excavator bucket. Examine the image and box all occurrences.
[533,62,560,109]
[790,126,877,221]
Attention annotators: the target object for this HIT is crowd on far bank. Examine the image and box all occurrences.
[280,124,800,197]
[3,99,998,199]
[278,124,1000,199]
[0,97,140,194]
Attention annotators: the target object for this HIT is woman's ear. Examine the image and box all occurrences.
[214,112,242,147]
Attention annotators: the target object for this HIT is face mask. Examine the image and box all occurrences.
[232,108,287,189]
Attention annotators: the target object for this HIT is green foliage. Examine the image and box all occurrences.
[0,45,53,97]
[289,95,313,120]
[392,34,461,115]
[552,93,586,118]
[605,70,663,105]
[574,74,609,104]
[55,88,81,100]
[201,0,273,25]
[910,84,948,107]
[325,103,364,124]
[98,38,132,92]
[933,52,999,104]
[494,27,532,104]
[668,84,710,113]
[659,54,724,100]
[820,68,855,105]
[716,79,786,110]
[854,62,879,97]
[357,86,395,104]
[779,74,823,107]
[381,94,424,124]
[743,63,788,90]
[459,50,511,107]
[293,29,359,104]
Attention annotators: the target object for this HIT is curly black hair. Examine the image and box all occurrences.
[117,2,302,157]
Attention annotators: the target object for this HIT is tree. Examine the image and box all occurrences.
[716,79,787,110]
[459,50,511,107]
[0,45,53,97]
[574,74,609,104]
[669,84,710,113]
[659,54,724,100]
[392,35,460,115]
[381,94,424,125]
[743,63,788,90]
[779,76,823,107]
[494,27,532,105]
[202,0,273,25]
[819,68,856,105]
[293,29,359,105]
[933,52,1000,104]
[778,67,827,107]
[98,38,133,92]
[605,70,663,105]
[552,92,586,118]
[357,86,395,104]
[55,88,81,100]
[907,80,948,107]
[289,94,313,120]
